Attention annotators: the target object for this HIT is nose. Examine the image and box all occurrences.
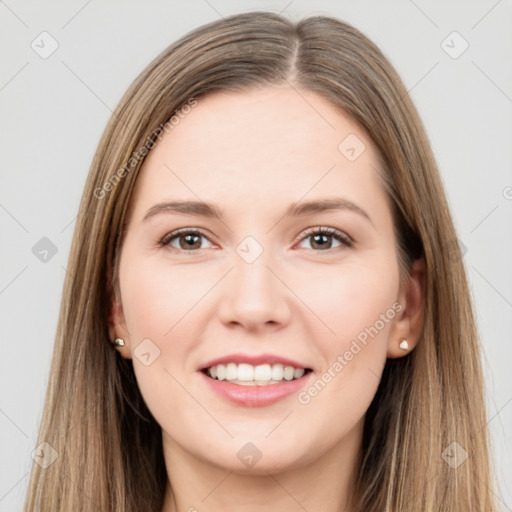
[216,241,292,332]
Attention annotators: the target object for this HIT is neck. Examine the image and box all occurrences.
[160,418,363,512]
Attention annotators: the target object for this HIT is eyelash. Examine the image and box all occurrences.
[158,226,353,253]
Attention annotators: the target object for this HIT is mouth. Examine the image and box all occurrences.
[201,363,313,386]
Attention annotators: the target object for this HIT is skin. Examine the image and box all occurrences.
[109,85,425,512]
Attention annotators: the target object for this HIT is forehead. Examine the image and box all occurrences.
[153,86,372,160]
[128,86,386,220]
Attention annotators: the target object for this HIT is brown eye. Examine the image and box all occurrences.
[159,229,212,251]
[158,226,352,253]
[297,227,352,251]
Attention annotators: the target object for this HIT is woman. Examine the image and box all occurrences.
[24,11,496,511]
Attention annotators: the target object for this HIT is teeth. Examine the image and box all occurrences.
[283,366,294,381]
[271,364,284,380]
[206,362,307,385]
[294,368,305,379]
[238,363,254,381]
[254,364,271,380]
[226,362,237,380]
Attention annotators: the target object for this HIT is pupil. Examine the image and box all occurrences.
[313,233,330,249]
[182,234,200,249]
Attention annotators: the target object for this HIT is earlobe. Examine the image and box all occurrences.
[108,293,132,359]
[387,257,426,358]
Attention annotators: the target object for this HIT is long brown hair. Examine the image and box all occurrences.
[24,11,496,511]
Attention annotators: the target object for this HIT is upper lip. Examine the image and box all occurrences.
[200,353,310,371]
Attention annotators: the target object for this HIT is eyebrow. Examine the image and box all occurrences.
[142,198,372,225]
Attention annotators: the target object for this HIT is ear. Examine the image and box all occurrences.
[387,257,426,358]
[108,287,132,360]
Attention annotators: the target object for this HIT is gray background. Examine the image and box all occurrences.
[1,1,511,510]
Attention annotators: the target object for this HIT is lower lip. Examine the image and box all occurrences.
[200,371,313,407]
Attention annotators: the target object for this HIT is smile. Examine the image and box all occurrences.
[203,362,312,386]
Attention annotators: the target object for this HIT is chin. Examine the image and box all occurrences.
[197,439,312,476]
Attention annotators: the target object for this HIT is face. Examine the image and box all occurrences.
[110,85,420,475]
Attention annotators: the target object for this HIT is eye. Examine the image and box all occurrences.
[158,226,353,253]
[296,227,353,251]
[158,228,214,252]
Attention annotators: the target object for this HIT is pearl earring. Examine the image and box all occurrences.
[111,338,125,348]
[399,338,409,351]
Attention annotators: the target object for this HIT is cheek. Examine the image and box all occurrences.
[297,257,399,404]
[118,256,214,409]
[119,256,212,342]
[121,258,208,434]
[296,269,396,434]
[297,257,400,344]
